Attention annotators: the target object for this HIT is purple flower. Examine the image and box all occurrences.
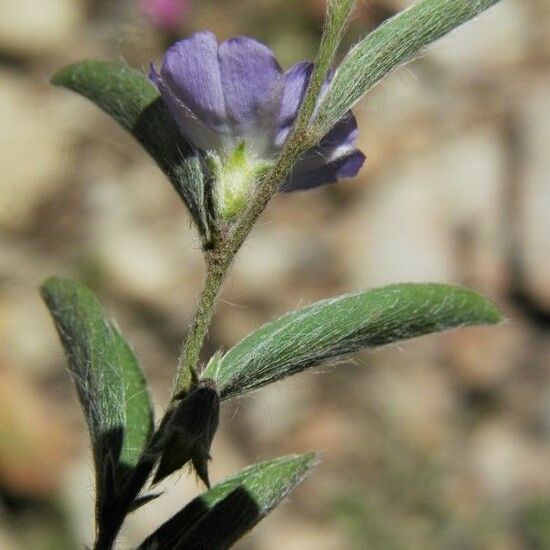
[150,32,365,217]
[141,0,189,32]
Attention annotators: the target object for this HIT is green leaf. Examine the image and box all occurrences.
[139,453,317,549]
[314,0,502,137]
[51,60,210,241]
[204,283,503,400]
[40,277,154,512]
[291,0,356,136]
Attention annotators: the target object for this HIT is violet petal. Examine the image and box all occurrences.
[282,149,365,192]
[274,64,336,149]
[293,111,359,174]
[160,31,230,138]
[275,61,314,147]
[218,37,283,151]
[319,111,358,152]
[150,64,223,151]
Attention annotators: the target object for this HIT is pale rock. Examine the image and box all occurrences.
[434,128,504,229]
[537,0,550,58]
[345,125,504,289]
[213,304,271,353]
[427,0,530,77]
[85,174,203,312]
[364,358,455,451]
[232,227,306,295]
[541,342,550,438]
[0,530,18,550]
[254,516,344,550]
[60,457,96,549]
[470,420,550,509]
[0,239,70,376]
[446,324,528,388]
[345,154,455,287]
[0,71,78,230]
[517,77,550,308]
[359,69,441,173]
[434,126,505,289]
[292,405,360,462]
[0,369,74,496]
[0,289,63,375]
[0,0,84,56]
[242,376,315,443]
[379,0,529,78]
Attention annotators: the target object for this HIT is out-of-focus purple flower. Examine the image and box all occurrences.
[150,32,365,216]
[141,0,189,33]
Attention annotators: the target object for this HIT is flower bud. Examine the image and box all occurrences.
[154,378,220,487]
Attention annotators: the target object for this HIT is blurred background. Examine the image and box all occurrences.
[1,0,549,548]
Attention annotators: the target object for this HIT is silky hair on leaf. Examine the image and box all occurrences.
[43,0,506,548]
[314,0,502,137]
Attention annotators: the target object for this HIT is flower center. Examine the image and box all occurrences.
[208,142,272,221]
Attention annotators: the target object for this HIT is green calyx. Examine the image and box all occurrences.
[208,142,273,221]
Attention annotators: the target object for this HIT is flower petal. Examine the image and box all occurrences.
[274,63,337,150]
[150,64,223,150]
[282,150,365,192]
[319,111,358,152]
[160,31,230,137]
[316,111,358,161]
[275,61,313,147]
[291,111,359,176]
[218,37,283,151]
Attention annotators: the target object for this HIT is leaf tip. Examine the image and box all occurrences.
[461,289,504,327]
[302,451,320,468]
[482,302,505,326]
[50,69,64,87]
[50,64,76,87]
[39,276,66,302]
[289,451,320,480]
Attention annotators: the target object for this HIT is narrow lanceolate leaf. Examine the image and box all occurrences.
[51,60,210,241]
[139,453,317,550]
[293,0,356,134]
[204,284,503,400]
[314,0,502,136]
[41,277,153,520]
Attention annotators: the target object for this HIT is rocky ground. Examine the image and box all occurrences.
[0,0,549,548]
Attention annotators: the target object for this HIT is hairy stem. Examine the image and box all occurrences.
[293,0,356,136]
[217,1,358,265]
[170,3,352,397]
[171,133,306,398]
[173,252,227,396]
[314,0,502,136]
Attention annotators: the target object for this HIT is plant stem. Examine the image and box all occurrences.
[171,1,354,397]
[314,0,502,136]
[293,0,355,137]
[224,1,354,255]
[171,131,306,398]
[172,251,227,397]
